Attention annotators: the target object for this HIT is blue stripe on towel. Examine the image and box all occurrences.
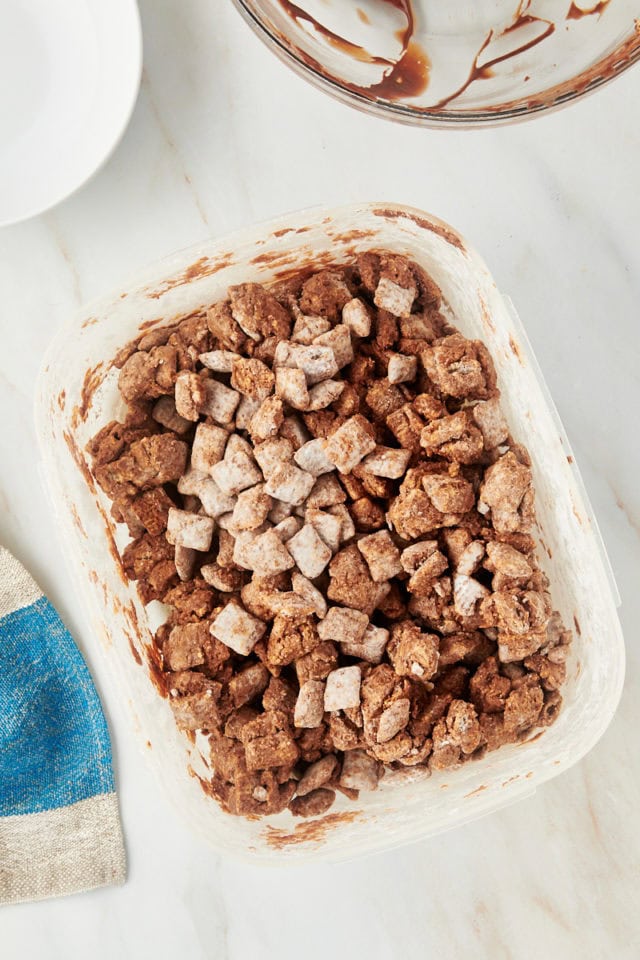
[0,596,114,817]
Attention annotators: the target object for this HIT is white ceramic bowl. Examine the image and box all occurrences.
[35,203,625,862]
[0,0,142,226]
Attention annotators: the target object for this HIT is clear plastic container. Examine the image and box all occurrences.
[35,202,625,863]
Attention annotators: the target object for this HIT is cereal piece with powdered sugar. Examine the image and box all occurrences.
[263,591,317,620]
[190,423,228,474]
[166,508,214,552]
[318,606,368,645]
[340,622,389,664]
[199,349,237,373]
[248,395,283,442]
[265,463,315,506]
[197,478,237,518]
[174,544,196,582]
[206,301,246,352]
[361,445,411,479]
[453,574,490,618]
[279,343,339,384]
[324,666,362,711]
[339,750,380,792]
[294,680,326,728]
[456,540,485,576]
[291,315,331,344]
[241,530,295,576]
[287,524,333,579]
[293,438,334,477]
[422,473,475,514]
[306,474,347,510]
[374,277,416,317]
[210,435,262,495]
[327,503,355,542]
[325,415,376,474]
[275,367,309,410]
[210,601,266,656]
[174,371,207,422]
[357,530,402,583]
[291,572,328,619]
[446,699,482,755]
[377,699,411,744]
[314,325,354,369]
[295,754,338,796]
[484,541,533,588]
[268,499,294,524]
[342,298,371,337]
[234,395,261,431]
[388,353,418,384]
[401,540,441,575]
[472,398,509,449]
[253,437,294,480]
[305,508,342,552]
[272,516,303,542]
[478,452,533,533]
[231,484,273,531]
[306,380,345,411]
[407,548,449,595]
[200,378,241,424]
[279,415,310,450]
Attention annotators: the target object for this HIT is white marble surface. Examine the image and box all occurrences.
[1,2,639,956]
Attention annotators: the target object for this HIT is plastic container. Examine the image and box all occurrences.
[35,202,625,863]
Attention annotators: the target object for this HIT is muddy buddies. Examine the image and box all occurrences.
[88,250,571,819]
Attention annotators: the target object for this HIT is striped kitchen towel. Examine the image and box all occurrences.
[0,547,126,904]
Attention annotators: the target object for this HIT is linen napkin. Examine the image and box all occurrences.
[0,547,126,904]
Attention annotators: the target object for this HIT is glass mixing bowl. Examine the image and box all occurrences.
[231,0,640,126]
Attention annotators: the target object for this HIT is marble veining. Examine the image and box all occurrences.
[0,2,638,957]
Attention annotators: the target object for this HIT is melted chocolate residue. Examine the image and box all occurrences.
[264,809,364,847]
[431,14,555,110]
[365,40,430,100]
[278,0,387,64]
[278,0,429,100]
[566,0,611,20]
[275,0,628,112]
